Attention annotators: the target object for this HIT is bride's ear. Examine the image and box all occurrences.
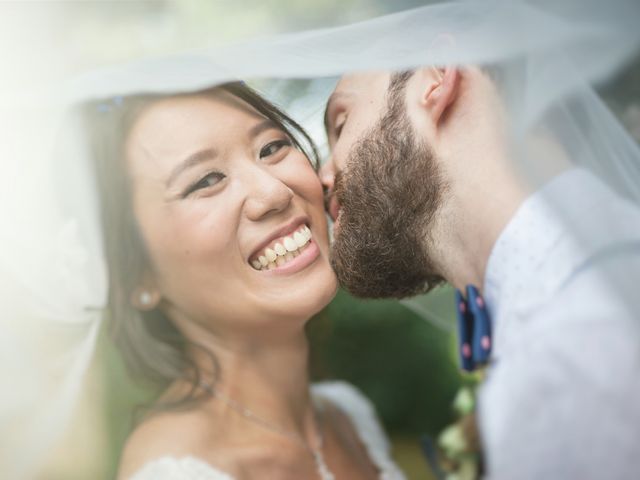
[419,66,460,126]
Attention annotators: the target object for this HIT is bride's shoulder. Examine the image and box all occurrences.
[117,406,234,480]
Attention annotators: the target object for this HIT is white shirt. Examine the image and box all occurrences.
[480,168,640,479]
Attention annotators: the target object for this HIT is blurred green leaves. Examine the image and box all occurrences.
[309,288,462,436]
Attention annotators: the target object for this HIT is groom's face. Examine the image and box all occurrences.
[322,72,446,299]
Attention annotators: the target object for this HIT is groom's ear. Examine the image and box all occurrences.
[418,66,460,126]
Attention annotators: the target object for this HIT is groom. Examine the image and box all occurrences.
[320,67,640,479]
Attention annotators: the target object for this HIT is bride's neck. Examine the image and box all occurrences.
[185,323,316,437]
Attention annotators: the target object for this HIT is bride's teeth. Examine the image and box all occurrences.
[265,248,277,262]
[284,236,297,252]
[274,242,286,256]
[255,225,314,271]
[293,231,306,247]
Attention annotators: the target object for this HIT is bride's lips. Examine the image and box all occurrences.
[248,216,320,276]
[248,216,309,262]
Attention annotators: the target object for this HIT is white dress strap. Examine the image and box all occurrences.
[312,381,407,480]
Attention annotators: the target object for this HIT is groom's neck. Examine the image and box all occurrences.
[429,161,531,293]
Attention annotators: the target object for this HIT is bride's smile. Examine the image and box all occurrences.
[248,220,318,274]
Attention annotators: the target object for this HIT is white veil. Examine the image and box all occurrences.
[2,0,640,477]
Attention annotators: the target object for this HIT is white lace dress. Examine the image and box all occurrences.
[129,381,407,480]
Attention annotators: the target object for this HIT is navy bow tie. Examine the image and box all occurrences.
[455,285,493,372]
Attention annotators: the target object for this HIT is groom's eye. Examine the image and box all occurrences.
[333,112,347,139]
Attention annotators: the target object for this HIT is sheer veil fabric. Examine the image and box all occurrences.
[1,0,640,477]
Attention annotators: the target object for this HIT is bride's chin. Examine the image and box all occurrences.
[279,270,338,321]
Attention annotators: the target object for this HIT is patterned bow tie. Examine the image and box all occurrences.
[455,285,493,372]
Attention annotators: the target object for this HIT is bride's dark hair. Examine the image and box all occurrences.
[84,82,318,410]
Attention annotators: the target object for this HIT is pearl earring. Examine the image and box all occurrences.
[139,291,152,306]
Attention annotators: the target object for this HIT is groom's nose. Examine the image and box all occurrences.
[319,160,336,193]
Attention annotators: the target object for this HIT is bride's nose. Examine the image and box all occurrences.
[244,170,294,221]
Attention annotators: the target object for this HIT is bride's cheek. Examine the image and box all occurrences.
[280,158,324,201]
[300,174,325,205]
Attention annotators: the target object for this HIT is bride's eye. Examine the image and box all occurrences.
[259,139,292,159]
[183,171,225,197]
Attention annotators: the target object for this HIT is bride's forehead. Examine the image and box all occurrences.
[129,95,264,144]
[126,96,268,160]
[140,92,257,122]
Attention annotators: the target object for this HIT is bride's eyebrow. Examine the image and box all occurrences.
[248,118,280,137]
[166,148,218,188]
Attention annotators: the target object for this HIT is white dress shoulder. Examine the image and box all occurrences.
[129,381,406,480]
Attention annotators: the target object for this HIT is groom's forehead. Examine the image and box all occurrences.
[324,72,391,130]
[332,71,390,99]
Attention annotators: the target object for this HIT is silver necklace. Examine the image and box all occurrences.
[199,381,335,480]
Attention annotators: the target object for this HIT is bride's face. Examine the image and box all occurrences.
[125,91,337,333]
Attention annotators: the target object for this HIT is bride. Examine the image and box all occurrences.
[83,81,406,479]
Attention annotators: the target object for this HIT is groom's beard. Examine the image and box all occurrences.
[330,100,446,299]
